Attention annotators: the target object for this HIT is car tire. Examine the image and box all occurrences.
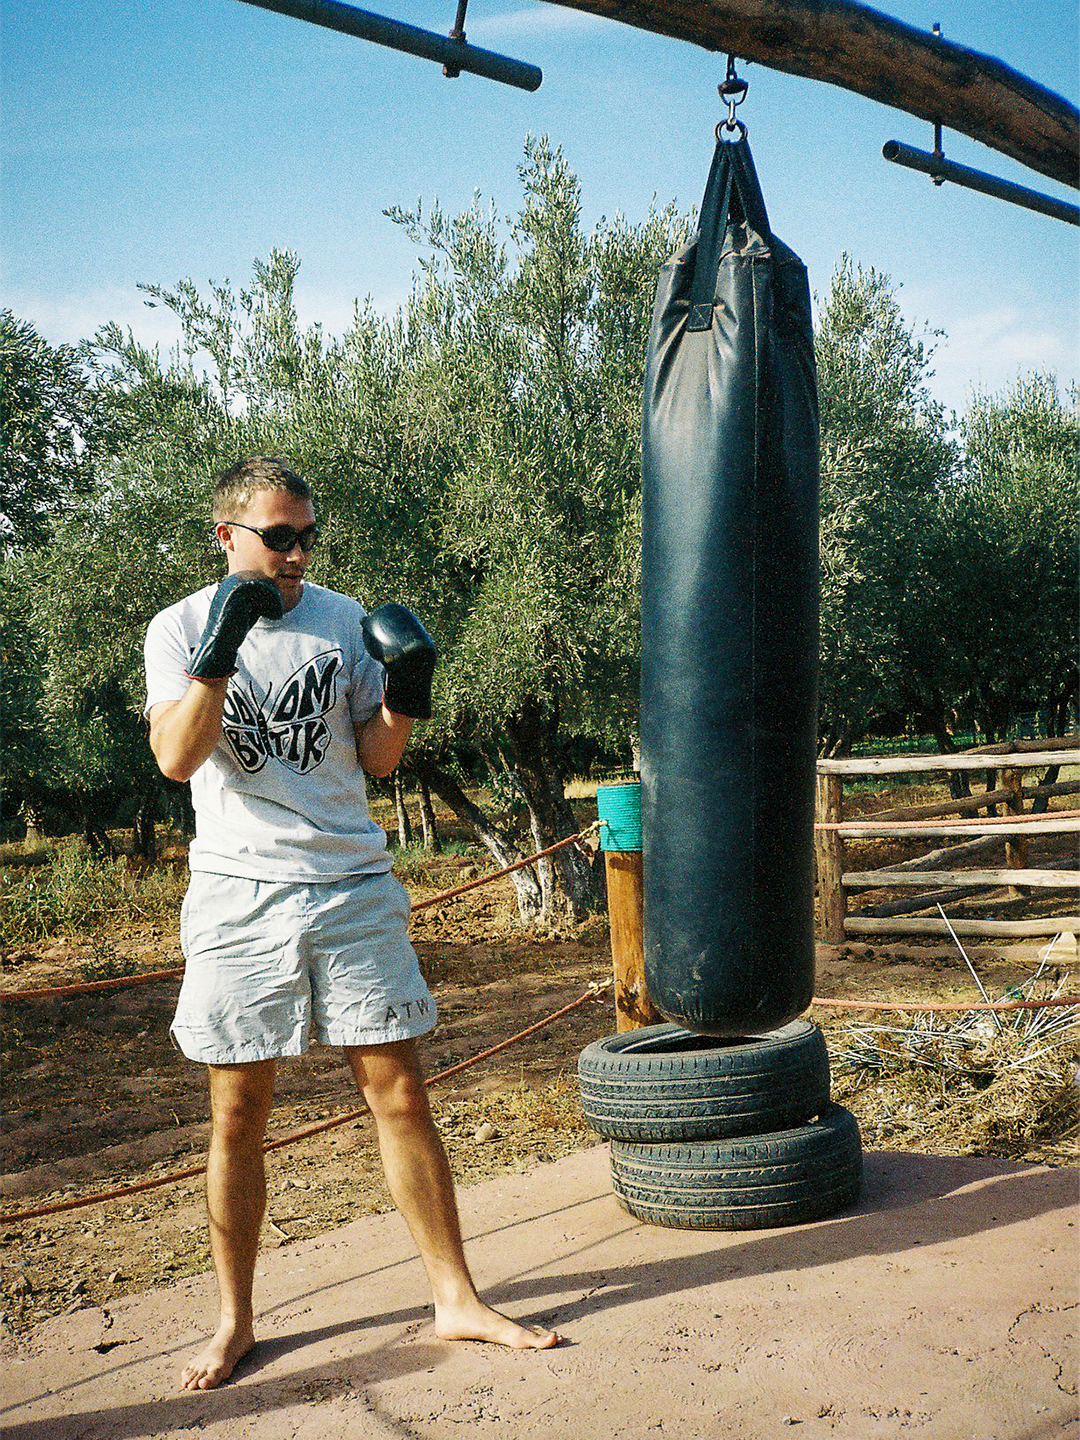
[577,1019,830,1142]
[609,1103,863,1231]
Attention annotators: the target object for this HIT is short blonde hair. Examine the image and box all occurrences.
[212,456,312,521]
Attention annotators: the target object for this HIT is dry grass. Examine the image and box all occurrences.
[0,838,188,945]
[829,960,1078,1165]
[436,1076,596,1183]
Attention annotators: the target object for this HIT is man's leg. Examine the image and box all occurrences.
[345,1040,558,1349]
[181,1059,277,1390]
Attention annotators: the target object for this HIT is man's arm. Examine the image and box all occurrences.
[146,572,284,782]
[149,680,229,783]
[355,705,414,779]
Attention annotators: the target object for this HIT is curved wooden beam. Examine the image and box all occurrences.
[544,0,1078,188]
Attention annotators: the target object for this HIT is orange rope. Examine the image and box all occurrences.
[3,818,1074,1221]
[0,983,610,1226]
[0,829,597,1004]
[3,981,1075,1225]
[0,967,185,1003]
[409,828,595,913]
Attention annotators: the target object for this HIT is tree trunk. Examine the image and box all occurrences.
[415,772,441,852]
[504,703,600,925]
[409,756,543,923]
[928,715,971,801]
[819,723,852,759]
[392,769,413,848]
[1032,763,1060,816]
[19,802,44,847]
[172,783,197,840]
[80,798,113,857]
[1048,664,1079,740]
[983,768,999,816]
[134,790,157,862]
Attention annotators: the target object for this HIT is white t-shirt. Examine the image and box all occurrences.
[144,581,389,881]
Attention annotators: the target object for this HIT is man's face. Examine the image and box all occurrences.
[215,489,317,612]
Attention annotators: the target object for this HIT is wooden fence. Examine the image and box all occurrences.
[813,737,1080,941]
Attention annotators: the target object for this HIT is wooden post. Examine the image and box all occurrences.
[1003,767,1028,897]
[814,771,847,943]
[604,850,659,1031]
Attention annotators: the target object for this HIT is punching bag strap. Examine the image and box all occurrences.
[687,142,735,332]
[686,136,772,333]
[732,138,772,240]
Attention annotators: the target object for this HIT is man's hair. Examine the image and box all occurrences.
[212,456,312,521]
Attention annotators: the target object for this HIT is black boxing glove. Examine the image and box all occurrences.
[361,603,437,720]
[186,572,284,681]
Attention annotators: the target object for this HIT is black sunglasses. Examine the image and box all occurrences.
[225,520,320,552]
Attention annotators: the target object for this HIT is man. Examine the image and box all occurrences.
[145,456,558,1391]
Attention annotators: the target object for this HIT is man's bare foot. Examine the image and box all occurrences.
[180,1319,256,1390]
[435,1295,559,1350]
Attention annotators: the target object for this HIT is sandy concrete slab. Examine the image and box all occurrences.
[2,1146,1076,1440]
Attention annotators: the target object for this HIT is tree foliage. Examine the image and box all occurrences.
[365,138,688,919]
[0,311,91,552]
[815,261,1076,754]
[915,374,1078,740]
[5,140,689,921]
[3,148,1074,914]
[815,259,957,754]
[3,323,229,849]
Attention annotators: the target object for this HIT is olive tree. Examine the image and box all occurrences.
[815,259,957,754]
[12,332,232,852]
[359,138,687,921]
[916,374,1078,741]
[0,312,92,553]
[23,141,687,922]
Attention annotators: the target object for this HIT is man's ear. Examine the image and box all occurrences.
[214,520,233,552]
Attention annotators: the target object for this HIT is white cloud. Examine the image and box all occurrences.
[4,285,185,356]
[929,304,1078,413]
[466,3,608,41]
[6,280,412,363]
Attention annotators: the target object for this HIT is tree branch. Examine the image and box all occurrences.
[543,0,1078,186]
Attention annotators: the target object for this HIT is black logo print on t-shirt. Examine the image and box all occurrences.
[222,649,342,775]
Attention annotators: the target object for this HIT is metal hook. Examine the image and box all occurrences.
[718,53,748,138]
[443,0,469,78]
[715,118,748,144]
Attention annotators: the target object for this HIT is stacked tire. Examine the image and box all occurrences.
[577,1021,862,1230]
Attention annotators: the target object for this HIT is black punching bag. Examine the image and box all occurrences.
[640,133,820,1037]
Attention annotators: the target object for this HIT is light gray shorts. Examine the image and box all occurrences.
[172,870,436,1064]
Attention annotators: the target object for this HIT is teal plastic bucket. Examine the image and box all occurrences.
[596,780,642,852]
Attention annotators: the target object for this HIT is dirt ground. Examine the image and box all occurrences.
[2,1145,1076,1440]
[2,832,1076,1348]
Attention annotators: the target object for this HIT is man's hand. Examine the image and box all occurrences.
[361,603,437,720]
[186,572,284,681]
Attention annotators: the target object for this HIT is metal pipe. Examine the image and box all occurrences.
[883,140,1079,226]
[235,0,542,92]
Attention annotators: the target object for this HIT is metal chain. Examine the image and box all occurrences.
[718,53,749,137]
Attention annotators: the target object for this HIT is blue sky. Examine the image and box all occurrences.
[3,0,1077,416]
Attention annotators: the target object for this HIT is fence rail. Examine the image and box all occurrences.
[817,748,1078,775]
[814,737,1080,942]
